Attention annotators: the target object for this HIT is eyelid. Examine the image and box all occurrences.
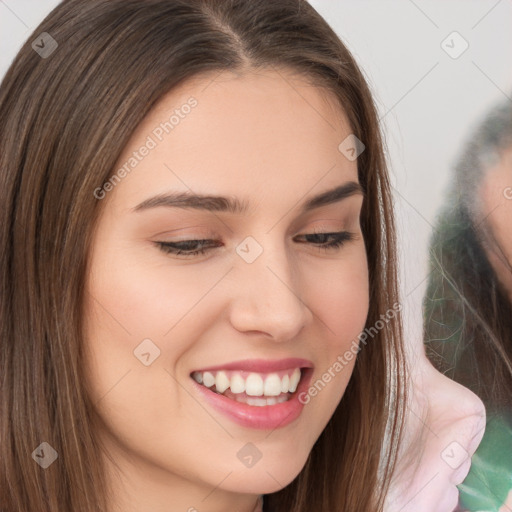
[153,219,356,245]
[154,229,357,258]
[151,226,218,238]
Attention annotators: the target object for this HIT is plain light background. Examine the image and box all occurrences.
[1,0,511,355]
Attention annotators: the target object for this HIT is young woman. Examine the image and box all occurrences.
[424,96,512,511]
[0,1,409,511]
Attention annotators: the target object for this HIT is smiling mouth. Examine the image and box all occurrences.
[191,368,303,406]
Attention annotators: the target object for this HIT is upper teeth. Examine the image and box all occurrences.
[192,368,301,396]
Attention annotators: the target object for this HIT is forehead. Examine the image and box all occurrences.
[108,68,359,212]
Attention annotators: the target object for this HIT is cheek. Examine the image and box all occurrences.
[297,246,369,423]
[309,245,370,351]
[489,206,512,262]
[82,253,212,477]
[83,236,231,360]
[479,171,512,299]
[81,239,194,416]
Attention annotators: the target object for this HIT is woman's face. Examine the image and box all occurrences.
[479,145,512,301]
[83,68,369,510]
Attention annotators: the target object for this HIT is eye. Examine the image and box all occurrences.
[155,239,221,257]
[155,231,356,257]
[293,231,356,252]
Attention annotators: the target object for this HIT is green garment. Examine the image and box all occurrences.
[458,412,512,511]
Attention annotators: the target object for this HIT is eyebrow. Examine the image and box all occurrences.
[131,181,364,215]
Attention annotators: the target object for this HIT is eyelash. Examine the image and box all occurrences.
[155,231,356,257]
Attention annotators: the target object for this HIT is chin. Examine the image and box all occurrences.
[225,456,308,495]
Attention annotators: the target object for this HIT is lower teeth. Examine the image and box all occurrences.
[211,388,291,406]
[236,395,290,407]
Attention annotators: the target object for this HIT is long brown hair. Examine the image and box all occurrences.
[0,1,406,510]
[424,97,512,412]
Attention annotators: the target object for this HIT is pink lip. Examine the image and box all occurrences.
[191,357,314,373]
[190,364,314,430]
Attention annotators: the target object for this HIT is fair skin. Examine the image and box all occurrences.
[83,68,369,512]
[479,145,512,303]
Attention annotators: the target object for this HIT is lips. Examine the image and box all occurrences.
[189,358,314,429]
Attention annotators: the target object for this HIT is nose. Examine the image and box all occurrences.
[227,238,313,342]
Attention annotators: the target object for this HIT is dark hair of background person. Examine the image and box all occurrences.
[0,1,407,510]
[424,96,512,413]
